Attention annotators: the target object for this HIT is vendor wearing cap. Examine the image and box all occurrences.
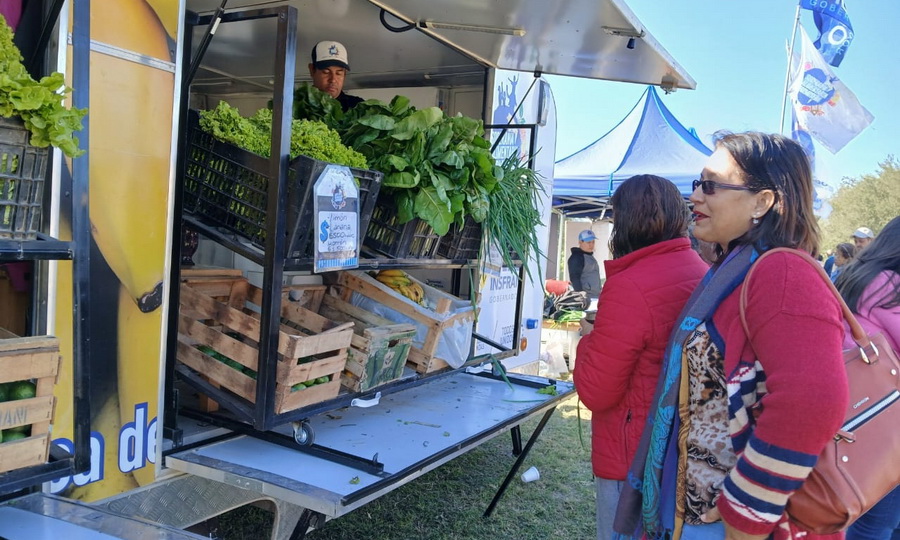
[568,229,602,299]
[852,226,875,249]
[309,40,363,112]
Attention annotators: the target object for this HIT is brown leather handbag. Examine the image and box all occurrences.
[740,248,900,534]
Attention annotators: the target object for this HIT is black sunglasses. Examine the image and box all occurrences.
[692,179,757,195]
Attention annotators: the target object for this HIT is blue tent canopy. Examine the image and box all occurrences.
[553,86,712,216]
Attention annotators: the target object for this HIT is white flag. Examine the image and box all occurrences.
[788,27,873,153]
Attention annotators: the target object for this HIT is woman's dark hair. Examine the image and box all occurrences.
[836,216,900,315]
[835,242,856,261]
[714,131,820,257]
[609,174,690,259]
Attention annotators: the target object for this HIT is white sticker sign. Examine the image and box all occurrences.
[313,164,360,272]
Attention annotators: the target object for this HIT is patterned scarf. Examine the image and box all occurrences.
[613,245,758,540]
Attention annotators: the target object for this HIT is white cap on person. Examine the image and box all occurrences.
[852,227,874,239]
[311,40,350,70]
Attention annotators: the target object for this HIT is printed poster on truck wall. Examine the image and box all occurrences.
[51,0,182,500]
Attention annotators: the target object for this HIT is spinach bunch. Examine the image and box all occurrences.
[293,84,500,236]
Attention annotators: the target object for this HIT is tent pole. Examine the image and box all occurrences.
[779,5,802,134]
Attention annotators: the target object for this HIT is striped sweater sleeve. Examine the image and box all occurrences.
[715,254,849,536]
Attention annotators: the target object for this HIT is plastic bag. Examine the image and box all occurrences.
[349,273,475,369]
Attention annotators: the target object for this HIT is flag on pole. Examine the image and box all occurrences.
[791,108,833,218]
[799,0,853,67]
[788,27,873,154]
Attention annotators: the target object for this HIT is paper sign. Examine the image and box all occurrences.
[313,164,360,272]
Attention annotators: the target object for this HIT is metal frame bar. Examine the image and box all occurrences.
[483,407,556,517]
[0,0,91,496]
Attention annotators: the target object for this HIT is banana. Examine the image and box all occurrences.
[143,0,180,40]
[376,275,412,288]
[412,283,426,304]
[117,283,162,487]
[376,269,408,278]
[80,0,174,313]
[66,394,140,502]
[398,284,417,302]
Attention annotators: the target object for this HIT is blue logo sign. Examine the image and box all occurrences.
[797,68,836,106]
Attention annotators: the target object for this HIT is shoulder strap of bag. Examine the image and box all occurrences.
[739,247,876,356]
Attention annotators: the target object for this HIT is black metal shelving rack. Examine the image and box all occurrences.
[164,5,529,443]
[0,0,92,496]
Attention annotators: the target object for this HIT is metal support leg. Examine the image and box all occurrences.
[483,407,556,517]
[510,426,523,456]
[288,508,325,540]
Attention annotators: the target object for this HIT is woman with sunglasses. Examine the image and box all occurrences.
[613,132,849,540]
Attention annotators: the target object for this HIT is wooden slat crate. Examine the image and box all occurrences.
[180,268,326,312]
[176,278,353,415]
[0,331,61,474]
[336,272,476,374]
[319,293,416,392]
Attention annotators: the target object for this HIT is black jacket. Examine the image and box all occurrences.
[567,247,601,298]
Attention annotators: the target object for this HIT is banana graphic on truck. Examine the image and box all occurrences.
[87,0,174,312]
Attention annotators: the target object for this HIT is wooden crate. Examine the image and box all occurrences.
[180,268,326,312]
[335,272,476,374]
[176,278,353,415]
[319,293,416,392]
[0,330,60,474]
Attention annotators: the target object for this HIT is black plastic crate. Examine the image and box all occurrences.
[363,199,440,259]
[0,117,48,241]
[363,199,482,260]
[436,217,483,260]
[182,112,383,260]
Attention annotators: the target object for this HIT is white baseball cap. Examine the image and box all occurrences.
[311,40,350,70]
[852,227,874,239]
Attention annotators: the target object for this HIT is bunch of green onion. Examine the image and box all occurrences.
[483,154,547,282]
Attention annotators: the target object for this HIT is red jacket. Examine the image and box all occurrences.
[573,237,707,479]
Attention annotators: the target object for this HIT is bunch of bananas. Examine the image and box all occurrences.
[375,270,425,306]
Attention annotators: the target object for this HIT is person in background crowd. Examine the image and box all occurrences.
[574,175,708,540]
[835,215,900,540]
[614,132,848,540]
[309,40,363,111]
[852,226,875,250]
[823,249,835,276]
[831,242,856,283]
[568,229,602,300]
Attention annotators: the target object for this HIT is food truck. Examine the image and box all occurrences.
[0,1,694,537]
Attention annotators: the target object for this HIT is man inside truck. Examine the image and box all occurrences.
[309,40,363,112]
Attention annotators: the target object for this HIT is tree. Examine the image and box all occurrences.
[819,156,900,253]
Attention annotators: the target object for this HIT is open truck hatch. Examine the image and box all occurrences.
[186,0,694,93]
[165,370,573,532]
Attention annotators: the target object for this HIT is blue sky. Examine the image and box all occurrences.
[546,1,899,190]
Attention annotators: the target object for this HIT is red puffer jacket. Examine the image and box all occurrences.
[573,237,708,479]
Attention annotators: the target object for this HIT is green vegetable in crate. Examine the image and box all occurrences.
[292,84,500,235]
[199,102,367,168]
[0,15,86,157]
[2,430,27,441]
[0,382,7,402]
[5,423,29,435]
[8,380,35,401]
[196,345,243,372]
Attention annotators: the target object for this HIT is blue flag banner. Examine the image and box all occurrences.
[799,0,853,66]
[788,27,873,154]
[791,108,816,170]
[791,108,832,218]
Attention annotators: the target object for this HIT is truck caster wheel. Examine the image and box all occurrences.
[292,421,315,446]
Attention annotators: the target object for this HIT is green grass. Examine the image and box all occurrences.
[213,395,595,540]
